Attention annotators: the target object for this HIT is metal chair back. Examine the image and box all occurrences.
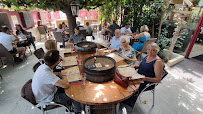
[21,79,37,105]
[34,48,45,64]
[33,62,41,72]
[53,32,64,42]
[37,26,46,35]
[53,32,66,47]
[137,38,157,60]
[80,30,87,40]
[0,44,15,65]
[140,38,157,53]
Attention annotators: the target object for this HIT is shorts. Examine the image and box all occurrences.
[9,47,17,54]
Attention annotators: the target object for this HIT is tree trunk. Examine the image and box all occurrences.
[152,19,155,38]
[63,5,76,35]
[157,10,165,40]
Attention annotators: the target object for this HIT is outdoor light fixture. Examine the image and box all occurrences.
[71,0,80,17]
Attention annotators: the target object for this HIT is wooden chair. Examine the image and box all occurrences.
[34,48,45,64]
[53,32,67,48]
[136,38,157,61]
[0,44,16,66]
[37,26,47,41]
[21,79,74,114]
[138,68,168,107]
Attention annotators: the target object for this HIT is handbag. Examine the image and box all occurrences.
[114,72,129,88]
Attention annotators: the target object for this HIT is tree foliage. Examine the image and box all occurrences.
[97,0,122,23]
[1,0,117,34]
[121,0,171,37]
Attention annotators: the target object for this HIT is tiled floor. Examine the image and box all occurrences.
[0,34,203,114]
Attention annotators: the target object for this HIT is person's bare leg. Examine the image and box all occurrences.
[16,47,25,58]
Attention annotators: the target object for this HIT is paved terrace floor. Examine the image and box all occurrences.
[0,34,203,114]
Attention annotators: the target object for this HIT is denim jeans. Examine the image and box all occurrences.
[53,88,81,113]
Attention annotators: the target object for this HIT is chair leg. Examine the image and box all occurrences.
[0,74,3,80]
[152,90,155,107]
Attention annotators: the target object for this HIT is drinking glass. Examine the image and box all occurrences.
[82,73,86,85]
[77,55,82,65]
[70,45,72,53]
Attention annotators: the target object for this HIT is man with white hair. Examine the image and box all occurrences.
[108,29,121,50]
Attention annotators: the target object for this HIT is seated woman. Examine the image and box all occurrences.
[45,40,57,51]
[111,36,137,64]
[68,27,85,45]
[16,24,36,50]
[132,25,150,51]
[62,22,68,30]
[56,24,64,33]
[56,24,69,41]
[122,43,164,108]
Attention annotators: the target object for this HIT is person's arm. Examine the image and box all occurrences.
[68,40,74,46]
[107,43,111,47]
[125,56,137,62]
[10,32,19,41]
[55,76,69,88]
[133,33,143,39]
[110,48,117,53]
[67,35,74,45]
[24,30,31,38]
[143,60,164,83]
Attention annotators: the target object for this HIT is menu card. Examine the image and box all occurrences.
[62,56,77,67]
[106,53,124,62]
[117,65,145,80]
[59,48,72,54]
[61,66,82,83]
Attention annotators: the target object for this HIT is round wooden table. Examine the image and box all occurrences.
[64,51,140,106]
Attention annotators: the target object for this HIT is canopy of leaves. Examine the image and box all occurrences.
[97,0,122,23]
[1,0,117,12]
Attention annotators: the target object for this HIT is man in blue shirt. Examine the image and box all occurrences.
[109,29,121,50]
[68,27,85,45]
[120,22,133,35]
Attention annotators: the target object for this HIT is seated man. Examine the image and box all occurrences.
[32,50,81,114]
[76,21,85,30]
[86,22,92,36]
[120,22,133,35]
[108,20,120,37]
[68,27,85,45]
[0,26,25,59]
[86,22,95,40]
[108,29,121,50]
